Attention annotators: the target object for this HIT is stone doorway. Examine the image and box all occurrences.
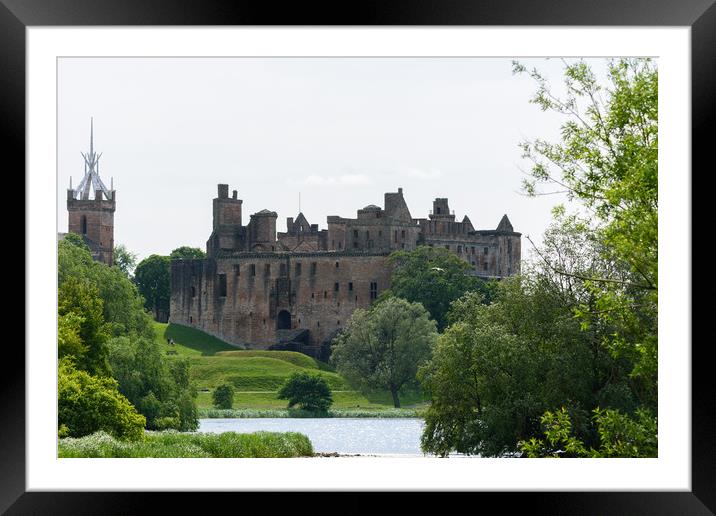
[277,310,292,330]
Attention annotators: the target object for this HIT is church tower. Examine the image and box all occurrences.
[66,118,116,266]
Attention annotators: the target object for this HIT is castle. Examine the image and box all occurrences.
[63,118,116,266]
[170,183,521,358]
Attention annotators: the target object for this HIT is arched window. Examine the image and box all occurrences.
[81,215,87,235]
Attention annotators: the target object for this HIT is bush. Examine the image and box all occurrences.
[212,383,234,409]
[58,359,146,441]
[277,372,333,413]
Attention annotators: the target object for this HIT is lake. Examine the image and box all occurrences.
[198,417,428,455]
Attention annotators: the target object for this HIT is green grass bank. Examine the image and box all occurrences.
[154,322,428,416]
[58,430,314,458]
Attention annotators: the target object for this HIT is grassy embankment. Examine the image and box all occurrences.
[154,322,427,417]
[58,430,313,458]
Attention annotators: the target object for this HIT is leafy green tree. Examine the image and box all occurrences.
[107,336,198,431]
[62,232,90,252]
[514,58,658,411]
[58,277,111,376]
[212,383,235,409]
[58,239,153,339]
[277,372,333,413]
[58,358,146,440]
[331,297,437,408]
[519,407,657,458]
[134,254,171,321]
[113,244,138,278]
[170,246,206,260]
[384,246,495,331]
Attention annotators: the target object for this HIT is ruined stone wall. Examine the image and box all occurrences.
[170,252,392,349]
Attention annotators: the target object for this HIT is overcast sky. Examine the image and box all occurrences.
[57,57,605,262]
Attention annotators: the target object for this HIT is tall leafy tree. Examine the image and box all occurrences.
[170,246,206,260]
[331,297,437,408]
[384,246,496,331]
[134,254,171,321]
[113,244,138,278]
[513,58,658,409]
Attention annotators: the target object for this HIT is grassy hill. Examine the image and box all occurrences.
[153,322,427,413]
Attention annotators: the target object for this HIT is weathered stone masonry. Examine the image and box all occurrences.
[170,183,521,356]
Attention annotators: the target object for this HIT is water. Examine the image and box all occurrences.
[198,418,427,455]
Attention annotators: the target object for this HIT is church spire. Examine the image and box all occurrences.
[74,117,111,200]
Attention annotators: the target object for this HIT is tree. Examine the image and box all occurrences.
[513,58,658,411]
[62,232,90,252]
[170,246,206,260]
[58,358,146,440]
[212,383,235,410]
[58,277,111,376]
[331,297,437,408]
[107,336,198,431]
[277,372,333,413]
[113,244,138,278]
[134,254,171,321]
[384,246,495,331]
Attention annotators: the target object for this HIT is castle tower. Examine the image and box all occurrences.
[66,118,116,266]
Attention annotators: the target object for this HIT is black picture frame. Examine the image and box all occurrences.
[5,0,712,513]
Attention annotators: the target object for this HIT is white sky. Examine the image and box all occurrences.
[57,57,605,262]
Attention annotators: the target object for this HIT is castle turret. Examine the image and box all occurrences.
[249,209,278,251]
[66,118,116,266]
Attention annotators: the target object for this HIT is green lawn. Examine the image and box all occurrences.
[154,322,428,414]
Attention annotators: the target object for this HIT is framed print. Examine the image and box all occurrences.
[4,0,713,512]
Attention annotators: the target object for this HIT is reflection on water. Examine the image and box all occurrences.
[199,418,428,455]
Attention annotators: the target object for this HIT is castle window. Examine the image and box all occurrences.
[295,262,302,276]
[339,242,342,250]
[280,263,287,277]
[370,282,378,301]
[436,207,441,214]
[324,291,327,298]
[378,230,382,237]
[81,215,87,235]
[335,261,339,268]
[264,264,271,276]
[366,230,370,239]
[250,264,256,276]
[317,321,320,327]
[472,246,475,255]
[394,230,398,243]
[337,321,340,326]
[353,242,358,249]
[348,282,353,291]
[401,230,405,239]
[334,282,339,292]
[191,286,196,298]
[190,316,193,323]
[483,262,488,270]
[311,292,315,299]
[353,230,359,238]
[218,274,227,297]
[401,243,405,249]
[311,262,317,275]
[457,245,462,253]
[234,264,240,275]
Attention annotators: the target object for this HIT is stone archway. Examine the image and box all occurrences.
[277,310,292,330]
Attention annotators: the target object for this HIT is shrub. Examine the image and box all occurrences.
[58,359,146,441]
[277,372,333,413]
[212,383,234,409]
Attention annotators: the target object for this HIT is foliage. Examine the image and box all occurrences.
[58,359,146,441]
[384,246,496,331]
[514,58,658,412]
[331,297,437,408]
[58,239,154,339]
[170,246,206,260]
[519,407,657,458]
[58,430,314,458]
[199,407,423,418]
[212,382,235,409]
[58,277,111,376]
[134,254,171,320]
[113,243,138,278]
[62,232,90,252]
[107,336,198,431]
[419,273,637,457]
[277,372,333,413]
